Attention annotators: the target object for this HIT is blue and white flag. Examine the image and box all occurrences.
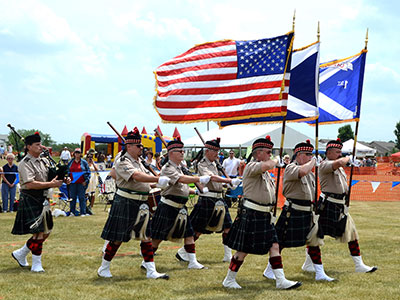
[312,50,367,124]
[219,42,320,127]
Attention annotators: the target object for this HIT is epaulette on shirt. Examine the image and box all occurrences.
[120,156,126,161]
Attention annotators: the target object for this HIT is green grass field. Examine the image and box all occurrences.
[0,201,399,300]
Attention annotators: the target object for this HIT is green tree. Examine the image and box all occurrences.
[7,129,55,151]
[394,121,400,150]
[337,125,354,142]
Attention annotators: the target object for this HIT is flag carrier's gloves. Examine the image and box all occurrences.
[196,187,209,195]
[157,176,170,188]
[199,175,211,185]
[312,155,322,167]
[347,155,361,167]
[274,156,285,168]
[231,178,241,186]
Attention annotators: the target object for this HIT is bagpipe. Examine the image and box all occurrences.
[7,124,68,181]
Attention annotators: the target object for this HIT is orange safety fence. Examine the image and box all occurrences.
[269,159,400,208]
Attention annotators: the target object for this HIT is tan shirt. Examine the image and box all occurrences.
[160,160,189,198]
[242,161,276,205]
[319,159,348,195]
[197,157,223,192]
[18,153,49,189]
[283,162,315,202]
[115,152,151,193]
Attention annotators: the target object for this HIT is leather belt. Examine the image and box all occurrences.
[200,191,223,198]
[243,199,273,213]
[116,189,147,201]
[320,193,346,205]
[161,197,185,209]
[284,200,312,212]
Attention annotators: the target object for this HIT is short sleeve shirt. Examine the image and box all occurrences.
[242,161,275,205]
[319,159,348,194]
[282,162,315,202]
[115,152,151,193]
[160,161,189,198]
[18,153,49,189]
[197,157,223,192]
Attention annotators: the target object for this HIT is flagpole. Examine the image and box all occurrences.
[314,22,320,210]
[346,28,368,207]
[273,11,295,217]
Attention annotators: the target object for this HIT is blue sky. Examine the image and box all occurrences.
[0,0,398,144]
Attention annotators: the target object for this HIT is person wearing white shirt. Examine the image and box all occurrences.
[60,147,71,165]
[222,150,240,178]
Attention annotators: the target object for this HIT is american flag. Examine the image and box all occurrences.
[154,32,294,123]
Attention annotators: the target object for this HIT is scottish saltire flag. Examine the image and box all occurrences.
[312,50,367,124]
[219,42,320,127]
[154,32,294,123]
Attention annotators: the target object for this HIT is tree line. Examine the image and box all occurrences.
[7,129,79,154]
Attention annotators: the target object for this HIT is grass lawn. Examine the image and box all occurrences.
[0,201,399,300]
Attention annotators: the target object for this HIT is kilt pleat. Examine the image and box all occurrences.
[275,206,312,248]
[12,193,47,235]
[190,196,232,234]
[101,194,151,242]
[151,202,194,241]
[224,208,278,255]
[318,200,346,238]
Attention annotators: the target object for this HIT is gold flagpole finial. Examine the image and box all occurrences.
[317,21,320,42]
[365,28,369,50]
[292,9,296,31]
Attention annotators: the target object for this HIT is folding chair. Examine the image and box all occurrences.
[98,176,116,211]
[56,183,71,213]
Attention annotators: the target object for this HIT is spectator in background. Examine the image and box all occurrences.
[8,144,13,154]
[283,154,290,168]
[222,150,241,178]
[60,147,71,165]
[219,151,225,164]
[145,150,155,167]
[106,154,112,168]
[68,148,91,216]
[154,152,162,171]
[1,153,18,213]
[0,145,4,159]
[86,152,99,214]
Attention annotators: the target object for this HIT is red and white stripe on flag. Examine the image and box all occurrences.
[154,33,294,123]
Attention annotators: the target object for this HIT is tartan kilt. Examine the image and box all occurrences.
[275,206,312,248]
[151,202,194,241]
[101,194,151,242]
[12,193,49,235]
[224,208,278,255]
[318,199,347,238]
[190,196,232,234]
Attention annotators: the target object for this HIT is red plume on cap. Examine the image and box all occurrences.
[266,135,271,141]
[133,127,139,135]
[337,138,341,142]
[34,131,40,135]
[176,136,181,142]
[216,137,221,143]
[306,139,310,144]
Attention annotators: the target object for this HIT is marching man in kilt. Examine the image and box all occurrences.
[223,136,301,290]
[151,138,212,269]
[98,128,170,279]
[11,132,68,272]
[176,138,241,263]
[264,140,333,282]
[301,138,377,274]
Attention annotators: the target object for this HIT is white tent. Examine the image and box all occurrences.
[183,124,319,152]
[342,139,376,157]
